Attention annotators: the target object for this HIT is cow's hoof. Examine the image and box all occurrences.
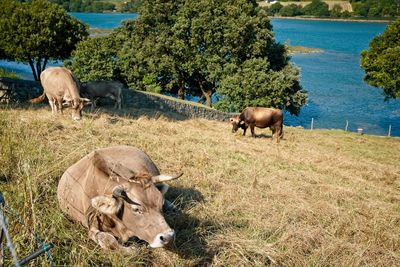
[96,232,120,250]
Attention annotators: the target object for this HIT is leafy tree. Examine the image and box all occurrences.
[303,0,330,17]
[118,0,307,112]
[279,4,304,17]
[266,2,283,16]
[361,18,400,99]
[216,58,306,115]
[351,0,400,18]
[120,0,143,12]
[330,4,343,18]
[117,1,185,97]
[65,33,122,82]
[0,0,88,80]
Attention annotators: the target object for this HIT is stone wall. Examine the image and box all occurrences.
[0,78,42,103]
[0,78,234,121]
[123,90,234,121]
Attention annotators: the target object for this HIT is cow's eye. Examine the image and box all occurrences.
[132,206,143,214]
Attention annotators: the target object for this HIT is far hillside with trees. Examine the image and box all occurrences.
[263,0,400,19]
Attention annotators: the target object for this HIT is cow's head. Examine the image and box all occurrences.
[63,98,91,120]
[230,115,245,133]
[90,173,182,248]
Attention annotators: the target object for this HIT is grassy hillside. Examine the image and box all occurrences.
[0,105,399,266]
[260,1,353,12]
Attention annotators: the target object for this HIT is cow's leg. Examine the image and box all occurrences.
[250,124,256,137]
[48,99,56,114]
[117,95,122,109]
[115,97,122,109]
[242,126,247,136]
[56,99,63,114]
[270,126,276,142]
[276,126,283,143]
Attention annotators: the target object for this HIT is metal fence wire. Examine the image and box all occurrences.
[0,192,55,267]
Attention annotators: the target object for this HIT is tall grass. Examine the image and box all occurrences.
[0,105,399,266]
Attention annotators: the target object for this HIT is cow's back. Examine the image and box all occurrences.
[241,107,282,128]
[82,81,123,98]
[57,146,160,226]
[40,67,79,100]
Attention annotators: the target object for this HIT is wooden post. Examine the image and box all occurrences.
[311,118,314,130]
[388,125,392,137]
[345,120,349,132]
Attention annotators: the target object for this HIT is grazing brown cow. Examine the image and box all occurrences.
[230,107,284,142]
[57,145,183,250]
[30,67,90,120]
[80,80,124,110]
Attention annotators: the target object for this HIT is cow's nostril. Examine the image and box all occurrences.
[160,235,165,242]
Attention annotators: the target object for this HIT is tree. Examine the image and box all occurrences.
[267,2,283,16]
[65,33,122,82]
[361,18,400,99]
[279,4,304,17]
[303,0,330,17]
[0,0,88,81]
[118,0,307,112]
[330,4,343,18]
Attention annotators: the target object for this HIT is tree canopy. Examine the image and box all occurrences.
[65,33,123,82]
[0,0,88,80]
[112,0,307,113]
[361,18,400,99]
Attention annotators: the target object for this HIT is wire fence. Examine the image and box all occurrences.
[0,193,55,266]
[309,118,395,137]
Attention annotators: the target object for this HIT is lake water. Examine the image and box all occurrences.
[1,13,399,136]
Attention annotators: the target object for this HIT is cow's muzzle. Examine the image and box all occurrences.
[149,230,175,248]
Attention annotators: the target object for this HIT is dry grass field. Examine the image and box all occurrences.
[0,104,399,266]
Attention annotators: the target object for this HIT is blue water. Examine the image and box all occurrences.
[70,12,137,29]
[1,14,399,136]
[271,19,400,136]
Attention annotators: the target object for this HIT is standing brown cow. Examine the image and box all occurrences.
[30,67,90,120]
[230,107,284,142]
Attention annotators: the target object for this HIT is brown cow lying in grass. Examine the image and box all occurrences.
[57,145,182,250]
[230,107,284,142]
[30,67,90,120]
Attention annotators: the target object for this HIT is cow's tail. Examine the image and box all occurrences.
[279,121,284,139]
[30,92,46,104]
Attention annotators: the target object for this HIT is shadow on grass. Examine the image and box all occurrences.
[164,186,222,265]
[254,133,273,139]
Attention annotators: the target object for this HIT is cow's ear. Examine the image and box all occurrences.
[91,195,123,215]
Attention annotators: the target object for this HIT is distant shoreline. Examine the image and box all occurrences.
[271,16,392,24]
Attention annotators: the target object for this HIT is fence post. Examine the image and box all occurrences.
[388,125,392,137]
[311,118,314,130]
[345,120,349,132]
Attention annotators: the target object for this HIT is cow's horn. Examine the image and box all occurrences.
[152,172,183,183]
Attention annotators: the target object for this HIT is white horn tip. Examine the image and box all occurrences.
[152,172,183,183]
